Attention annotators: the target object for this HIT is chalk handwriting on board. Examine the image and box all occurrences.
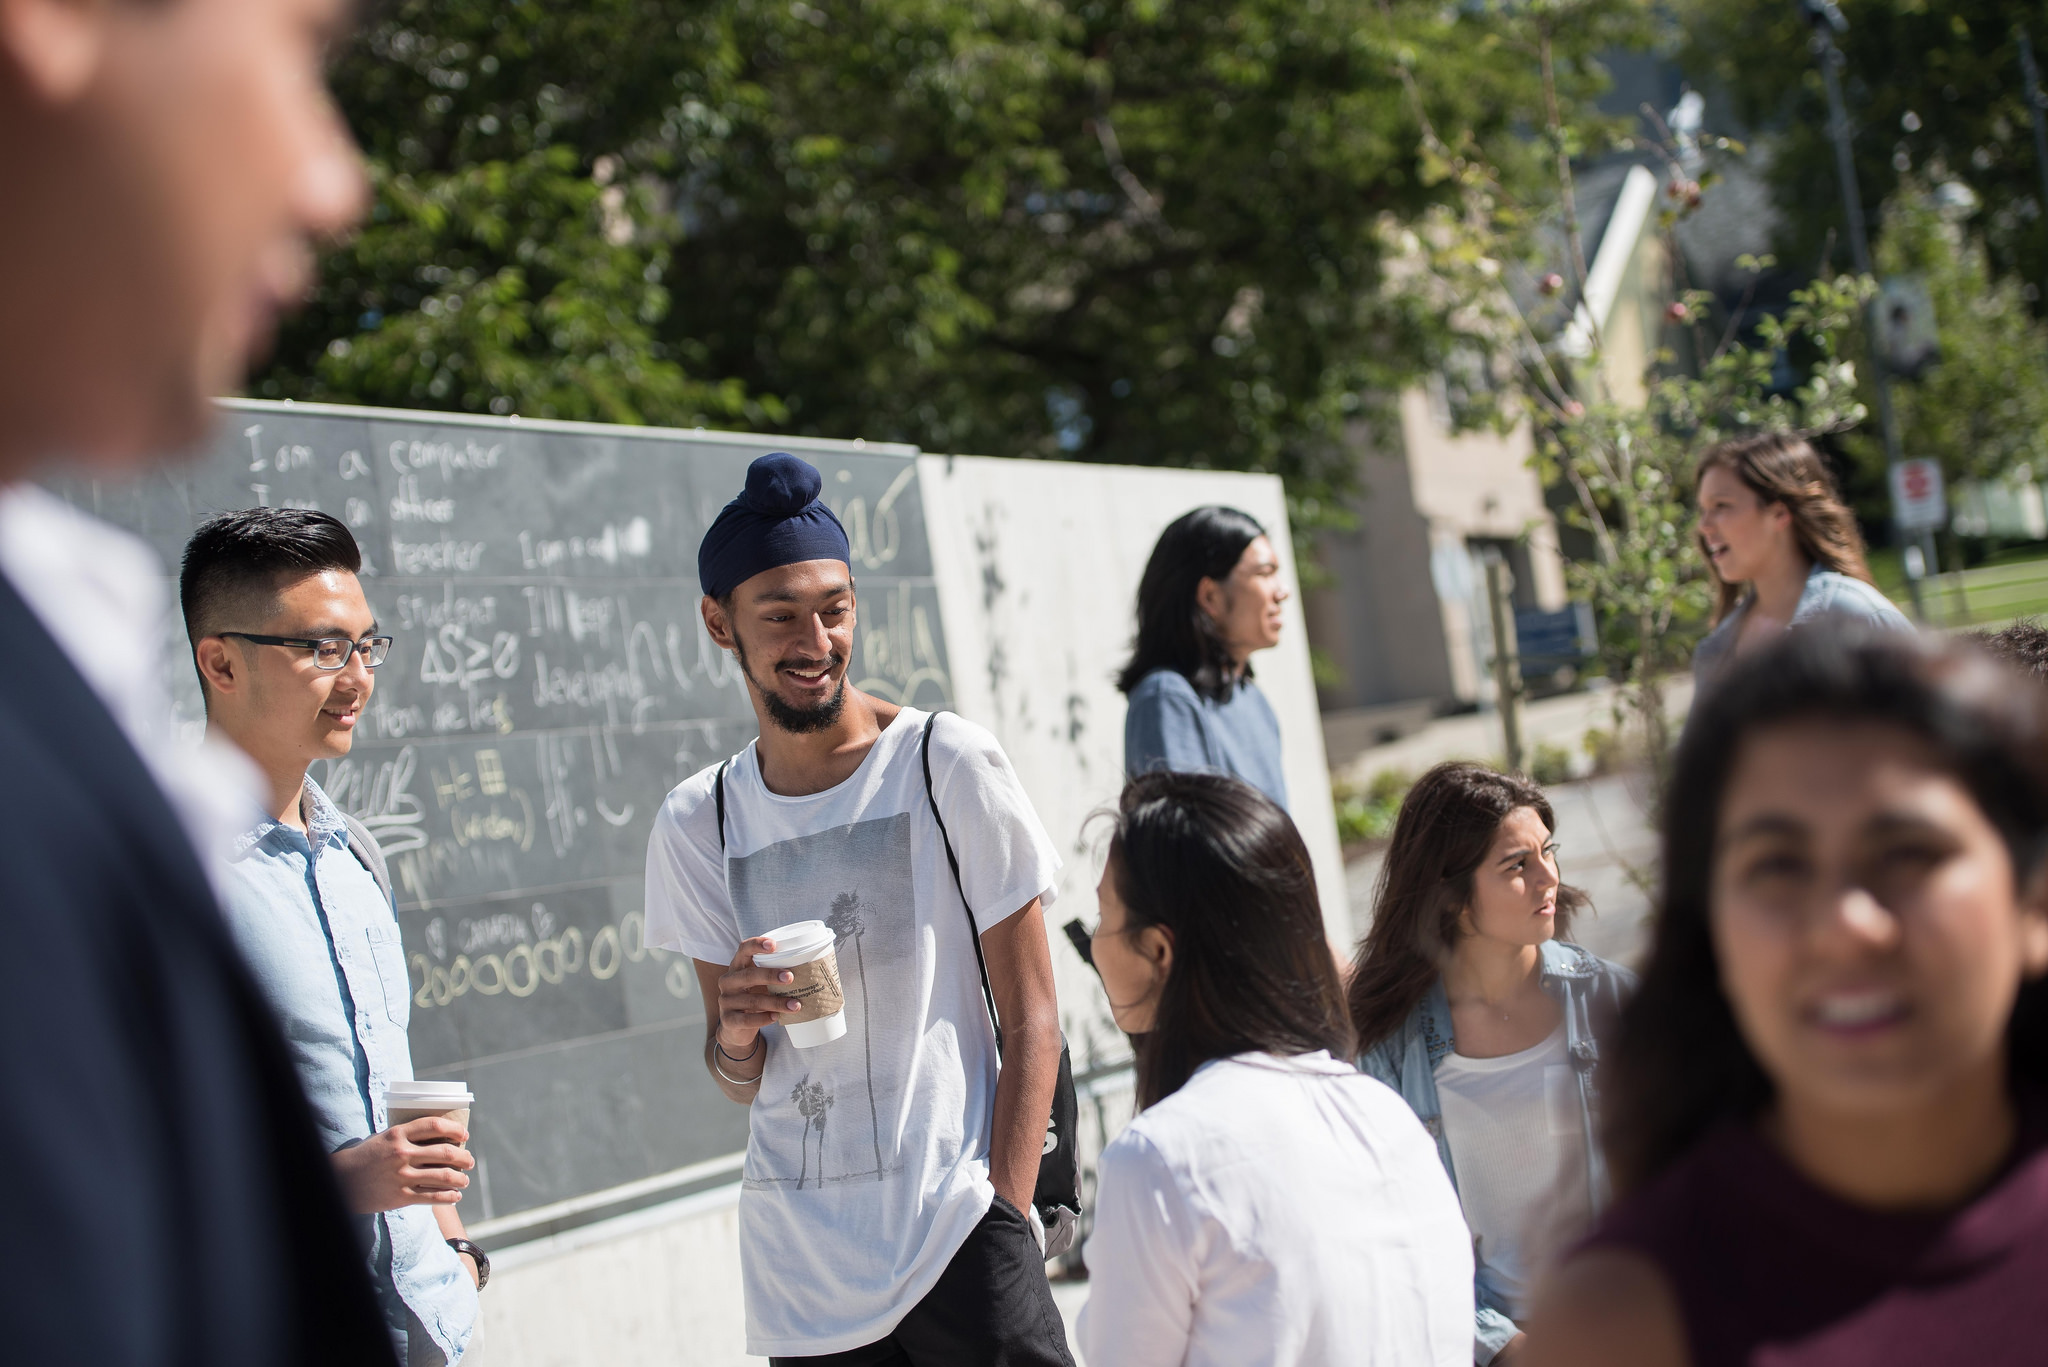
[834,463,916,570]
[52,402,943,1222]
[388,437,503,480]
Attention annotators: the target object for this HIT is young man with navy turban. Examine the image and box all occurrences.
[643,453,1074,1365]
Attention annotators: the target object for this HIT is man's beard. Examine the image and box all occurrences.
[735,637,847,734]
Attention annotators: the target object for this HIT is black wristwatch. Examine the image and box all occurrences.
[447,1237,490,1290]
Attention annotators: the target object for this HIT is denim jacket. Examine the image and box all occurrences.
[1691,565,1910,697]
[1358,940,1635,1365]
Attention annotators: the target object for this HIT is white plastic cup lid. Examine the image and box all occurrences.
[387,1080,474,1104]
[754,920,836,967]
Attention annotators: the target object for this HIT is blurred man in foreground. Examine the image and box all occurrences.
[0,0,391,1360]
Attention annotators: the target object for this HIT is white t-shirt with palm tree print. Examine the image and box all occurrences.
[643,707,1061,1358]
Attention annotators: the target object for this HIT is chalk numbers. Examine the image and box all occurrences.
[409,906,691,1010]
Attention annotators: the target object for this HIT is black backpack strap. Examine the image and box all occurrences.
[714,758,732,853]
[923,711,1003,1052]
[339,810,395,910]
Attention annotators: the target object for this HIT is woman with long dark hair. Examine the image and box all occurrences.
[1691,431,1906,694]
[1119,506,1291,808]
[1079,771,1472,1367]
[1531,628,2048,1366]
[1353,762,1633,1366]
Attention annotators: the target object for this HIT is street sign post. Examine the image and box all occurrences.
[1891,458,1947,532]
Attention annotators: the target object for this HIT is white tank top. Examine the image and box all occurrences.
[1433,1023,1594,1317]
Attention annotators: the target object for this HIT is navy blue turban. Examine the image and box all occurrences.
[697,452,852,600]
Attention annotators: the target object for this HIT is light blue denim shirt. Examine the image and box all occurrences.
[1691,565,1912,697]
[217,776,476,1365]
[1358,940,1635,1365]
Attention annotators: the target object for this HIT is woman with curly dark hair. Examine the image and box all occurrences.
[1352,762,1634,1365]
[1530,627,2048,1366]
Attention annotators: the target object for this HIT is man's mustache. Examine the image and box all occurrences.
[775,652,844,675]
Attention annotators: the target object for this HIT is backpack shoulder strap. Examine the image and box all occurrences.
[339,811,395,910]
[714,757,732,853]
[922,711,1003,1051]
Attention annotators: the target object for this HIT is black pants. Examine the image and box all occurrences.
[770,1195,1076,1367]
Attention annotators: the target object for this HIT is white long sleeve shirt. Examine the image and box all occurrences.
[1080,1050,1474,1367]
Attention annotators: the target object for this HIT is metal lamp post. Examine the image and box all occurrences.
[1800,0,1932,620]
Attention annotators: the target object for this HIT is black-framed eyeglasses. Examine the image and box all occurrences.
[220,632,393,670]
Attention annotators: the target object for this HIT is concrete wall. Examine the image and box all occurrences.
[481,1188,750,1367]
[917,455,1349,1034]
[471,454,1344,1366]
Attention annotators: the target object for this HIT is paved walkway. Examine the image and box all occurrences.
[1330,678,1694,792]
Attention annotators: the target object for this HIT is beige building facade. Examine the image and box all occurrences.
[1310,162,1670,733]
[1309,391,1569,719]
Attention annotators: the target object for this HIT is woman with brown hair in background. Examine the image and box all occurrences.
[1691,432,1908,695]
[1354,763,1634,1365]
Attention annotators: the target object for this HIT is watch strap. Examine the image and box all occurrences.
[446,1237,490,1289]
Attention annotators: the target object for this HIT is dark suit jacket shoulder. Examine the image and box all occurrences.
[0,571,392,1366]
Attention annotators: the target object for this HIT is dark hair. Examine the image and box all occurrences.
[179,507,363,652]
[1348,762,1587,1050]
[1105,770,1353,1108]
[1604,626,2048,1195]
[1977,620,2048,682]
[1694,432,1878,626]
[1117,506,1267,703]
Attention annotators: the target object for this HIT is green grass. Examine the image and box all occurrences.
[1876,550,2048,630]
[1869,541,2048,597]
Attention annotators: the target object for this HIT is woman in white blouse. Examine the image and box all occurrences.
[1079,771,1473,1367]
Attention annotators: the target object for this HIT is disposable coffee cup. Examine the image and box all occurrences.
[754,920,847,1048]
[385,1080,475,1144]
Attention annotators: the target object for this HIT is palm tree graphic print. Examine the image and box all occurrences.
[727,809,915,1191]
[826,890,887,1183]
[792,1076,834,1189]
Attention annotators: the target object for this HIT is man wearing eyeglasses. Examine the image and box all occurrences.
[181,507,484,1365]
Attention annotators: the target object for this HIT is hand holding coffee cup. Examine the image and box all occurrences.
[716,921,849,1054]
[753,921,847,1048]
[332,1114,475,1214]
[715,933,806,1058]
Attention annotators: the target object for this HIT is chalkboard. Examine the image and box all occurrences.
[48,399,950,1237]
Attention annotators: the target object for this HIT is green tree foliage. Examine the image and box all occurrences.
[262,0,1644,502]
[262,1,770,428]
[1678,0,2048,305]
[1844,177,2048,493]
[1391,76,1867,775]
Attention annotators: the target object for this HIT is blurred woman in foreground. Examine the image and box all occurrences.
[1532,628,2048,1365]
[1354,762,1633,1364]
[1691,432,1906,695]
[1079,771,1472,1367]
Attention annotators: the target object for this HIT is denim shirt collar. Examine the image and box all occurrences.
[232,776,349,860]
